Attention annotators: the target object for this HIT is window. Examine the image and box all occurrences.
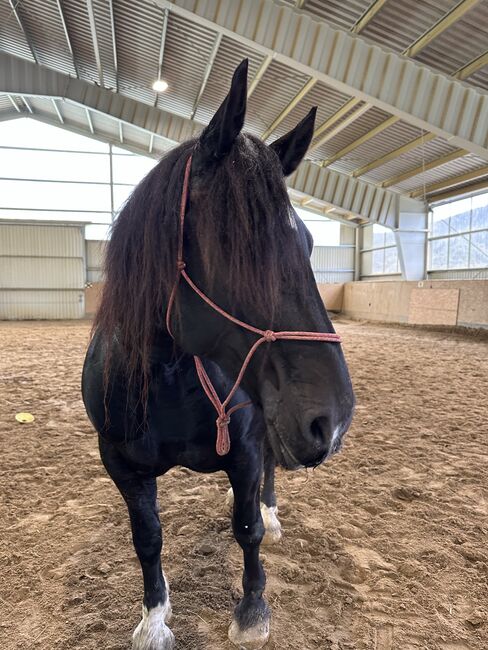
[428,192,488,271]
[0,117,157,236]
[294,207,341,246]
[361,223,400,276]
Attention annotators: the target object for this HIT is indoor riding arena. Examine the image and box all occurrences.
[0,2,487,650]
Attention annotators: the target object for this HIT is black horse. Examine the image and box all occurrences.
[82,60,355,650]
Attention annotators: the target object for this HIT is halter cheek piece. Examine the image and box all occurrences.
[166,155,342,456]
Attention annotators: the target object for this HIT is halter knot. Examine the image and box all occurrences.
[215,413,231,456]
[177,260,186,271]
[217,413,231,428]
[264,330,277,342]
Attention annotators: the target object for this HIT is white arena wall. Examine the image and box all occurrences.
[0,220,355,320]
[0,221,86,319]
[2,221,487,328]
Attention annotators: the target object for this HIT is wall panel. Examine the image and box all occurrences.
[0,222,85,319]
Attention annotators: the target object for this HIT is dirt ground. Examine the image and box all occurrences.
[0,320,487,650]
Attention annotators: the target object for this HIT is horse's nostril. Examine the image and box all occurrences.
[310,417,328,443]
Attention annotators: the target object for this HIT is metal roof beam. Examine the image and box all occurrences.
[55,0,79,77]
[312,97,360,142]
[247,54,273,98]
[352,132,437,177]
[190,32,222,120]
[0,52,199,145]
[21,96,33,113]
[321,115,399,167]
[7,0,38,63]
[51,98,64,124]
[7,94,21,112]
[261,76,316,140]
[455,50,488,81]
[410,165,488,198]
[154,8,169,107]
[109,0,118,92]
[289,159,422,227]
[311,103,370,151]
[350,0,389,34]
[85,107,94,134]
[404,0,482,58]
[428,177,488,203]
[381,148,468,188]
[86,0,104,87]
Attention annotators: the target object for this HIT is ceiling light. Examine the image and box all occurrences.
[152,79,168,93]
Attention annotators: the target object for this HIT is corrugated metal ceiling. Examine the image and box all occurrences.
[157,11,219,118]
[0,0,487,205]
[266,80,353,143]
[194,36,263,126]
[361,136,461,184]
[302,0,373,30]
[392,153,488,193]
[312,105,393,162]
[358,0,461,53]
[246,59,310,136]
[0,1,35,61]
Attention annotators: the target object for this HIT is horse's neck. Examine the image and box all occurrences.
[150,328,181,364]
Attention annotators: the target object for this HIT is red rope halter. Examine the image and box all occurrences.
[166,155,342,456]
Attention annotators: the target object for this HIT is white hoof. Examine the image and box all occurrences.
[260,504,282,545]
[228,617,270,649]
[226,487,234,511]
[132,603,174,650]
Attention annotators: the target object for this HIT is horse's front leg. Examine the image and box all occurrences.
[227,460,270,649]
[260,444,282,545]
[99,438,174,650]
[226,444,282,545]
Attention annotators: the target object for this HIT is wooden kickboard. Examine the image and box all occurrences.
[408,288,460,326]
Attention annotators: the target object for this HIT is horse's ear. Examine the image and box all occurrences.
[198,59,248,161]
[269,107,317,176]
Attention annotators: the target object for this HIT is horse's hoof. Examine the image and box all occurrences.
[228,618,270,649]
[132,603,175,650]
[226,487,234,512]
[260,504,282,545]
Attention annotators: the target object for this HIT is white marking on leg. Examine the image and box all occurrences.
[228,617,270,649]
[226,486,234,511]
[132,575,174,649]
[260,503,282,545]
[163,573,172,623]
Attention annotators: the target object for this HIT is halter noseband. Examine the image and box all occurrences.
[166,154,342,456]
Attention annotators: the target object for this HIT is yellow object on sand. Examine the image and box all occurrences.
[15,412,35,423]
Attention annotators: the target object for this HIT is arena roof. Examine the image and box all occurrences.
[1,0,487,226]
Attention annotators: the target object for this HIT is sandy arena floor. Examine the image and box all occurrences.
[0,319,487,650]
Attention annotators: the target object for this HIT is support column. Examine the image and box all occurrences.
[354,226,362,281]
[109,143,115,222]
[394,197,429,281]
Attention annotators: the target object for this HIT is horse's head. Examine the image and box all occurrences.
[174,60,355,469]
